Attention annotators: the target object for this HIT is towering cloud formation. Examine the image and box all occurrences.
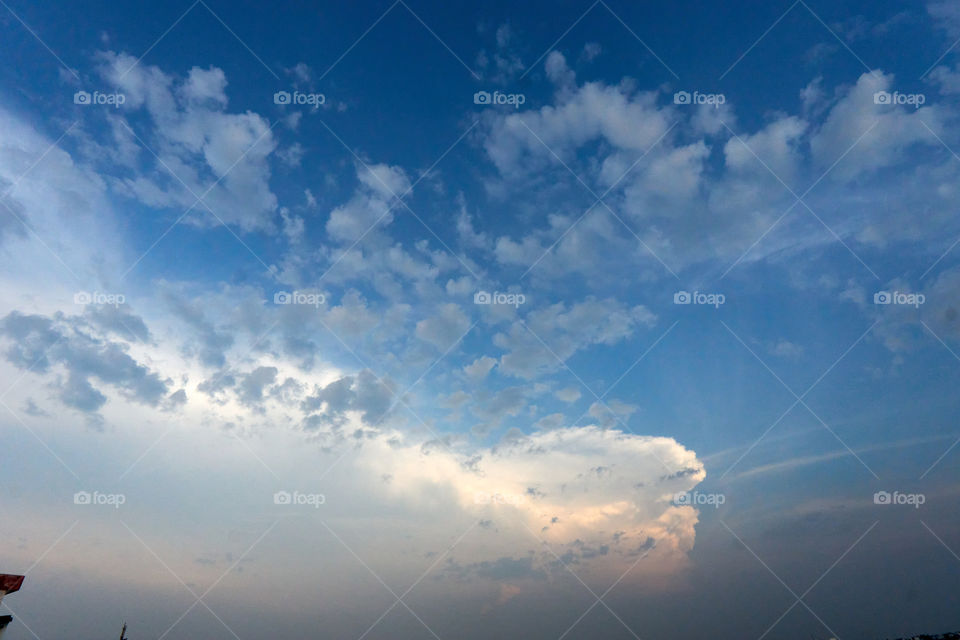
[362,425,705,583]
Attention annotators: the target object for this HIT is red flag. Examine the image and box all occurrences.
[0,575,24,594]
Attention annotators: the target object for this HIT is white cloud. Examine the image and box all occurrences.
[325,163,410,242]
[455,196,489,250]
[357,162,411,199]
[416,303,471,350]
[545,51,576,90]
[587,399,638,428]
[464,355,497,382]
[581,42,602,62]
[180,66,228,106]
[928,62,960,94]
[475,22,525,84]
[0,106,129,306]
[97,51,279,232]
[276,142,305,167]
[810,71,940,180]
[364,425,705,580]
[622,141,711,215]
[769,339,804,359]
[724,115,807,187]
[288,62,312,83]
[494,298,656,379]
[483,78,672,175]
[554,387,581,403]
[279,207,304,243]
[928,0,960,37]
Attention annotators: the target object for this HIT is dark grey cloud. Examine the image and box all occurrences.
[164,388,188,410]
[199,367,305,413]
[270,377,304,404]
[300,369,395,429]
[197,371,237,397]
[0,311,171,414]
[237,366,278,408]
[60,372,108,412]
[82,304,150,343]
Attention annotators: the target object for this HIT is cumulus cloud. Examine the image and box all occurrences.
[810,71,940,180]
[587,400,638,428]
[554,387,581,403]
[326,163,410,242]
[928,63,960,94]
[463,355,498,382]
[769,339,804,359]
[96,52,279,232]
[483,61,673,175]
[469,385,530,425]
[494,298,657,379]
[301,369,395,430]
[237,366,279,408]
[361,425,705,581]
[416,303,472,350]
[0,310,171,414]
[928,0,960,38]
[475,22,525,84]
[476,62,960,276]
[724,115,807,188]
[180,66,228,107]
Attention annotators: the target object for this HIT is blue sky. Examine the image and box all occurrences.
[1,1,960,639]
